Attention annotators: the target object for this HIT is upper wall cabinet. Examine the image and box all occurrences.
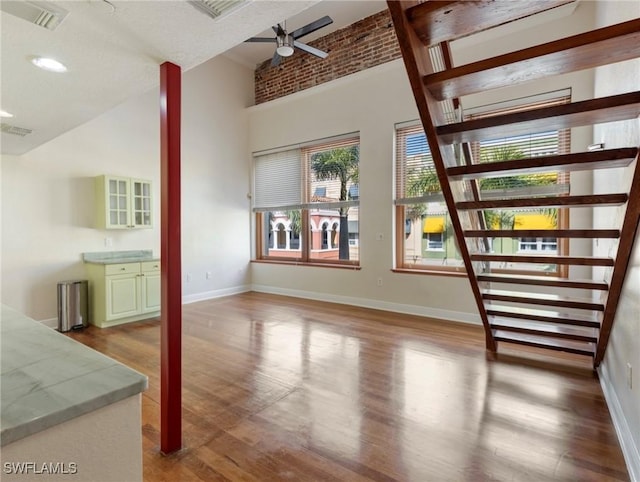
[95,175,152,229]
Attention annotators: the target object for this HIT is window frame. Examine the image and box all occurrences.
[394,94,571,276]
[518,236,559,253]
[253,135,360,267]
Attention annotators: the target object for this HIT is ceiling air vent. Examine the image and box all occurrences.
[188,0,249,20]
[0,1,69,31]
[1,123,33,137]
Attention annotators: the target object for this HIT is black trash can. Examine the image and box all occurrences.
[57,280,89,332]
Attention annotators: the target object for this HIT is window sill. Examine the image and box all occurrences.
[516,251,559,254]
[392,268,468,278]
[252,259,361,270]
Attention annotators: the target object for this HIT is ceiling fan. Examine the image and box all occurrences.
[245,15,333,66]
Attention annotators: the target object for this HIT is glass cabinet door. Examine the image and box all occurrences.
[131,180,152,227]
[97,175,153,230]
[108,178,130,228]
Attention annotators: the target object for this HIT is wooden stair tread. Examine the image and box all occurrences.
[493,330,595,356]
[487,304,601,328]
[387,0,639,367]
[477,273,608,290]
[457,193,628,210]
[436,92,640,144]
[483,289,604,311]
[490,317,598,342]
[470,253,614,266]
[406,0,573,47]
[424,19,640,100]
[447,148,638,180]
[465,228,620,238]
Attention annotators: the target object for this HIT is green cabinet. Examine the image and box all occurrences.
[86,261,160,328]
[95,175,152,230]
[140,262,161,314]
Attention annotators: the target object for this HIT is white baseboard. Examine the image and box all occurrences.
[40,318,58,329]
[250,284,482,325]
[599,363,640,482]
[37,286,251,327]
[182,285,251,305]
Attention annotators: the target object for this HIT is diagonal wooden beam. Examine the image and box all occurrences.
[595,153,640,366]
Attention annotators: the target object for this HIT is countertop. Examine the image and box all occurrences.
[83,249,159,265]
[0,305,148,446]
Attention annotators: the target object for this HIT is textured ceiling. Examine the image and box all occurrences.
[1,0,322,155]
[0,1,390,155]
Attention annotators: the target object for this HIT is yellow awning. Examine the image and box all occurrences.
[423,217,445,233]
[513,213,556,230]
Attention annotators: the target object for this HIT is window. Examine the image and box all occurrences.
[426,232,444,251]
[254,135,359,266]
[518,237,558,252]
[395,93,570,274]
[394,124,464,272]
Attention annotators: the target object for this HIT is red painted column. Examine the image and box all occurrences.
[159,61,182,454]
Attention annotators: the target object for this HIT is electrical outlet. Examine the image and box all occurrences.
[377,277,383,286]
[206,271,212,280]
[628,363,633,389]
[186,273,192,282]
[104,237,113,248]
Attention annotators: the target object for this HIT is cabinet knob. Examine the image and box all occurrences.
[120,267,126,271]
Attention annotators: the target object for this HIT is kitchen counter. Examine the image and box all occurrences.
[0,305,148,446]
[83,249,159,265]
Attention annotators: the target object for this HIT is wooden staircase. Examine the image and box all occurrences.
[387,1,640,367]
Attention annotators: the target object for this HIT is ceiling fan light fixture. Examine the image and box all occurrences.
[276,35,294,57]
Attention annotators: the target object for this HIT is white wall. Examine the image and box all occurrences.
[592,1,640,478]
[249,61,480,322]
[248,3,595,322]
[1,54,254,320]
[1,395,142,482]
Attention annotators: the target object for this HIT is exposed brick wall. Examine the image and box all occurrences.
[254,9,401,104]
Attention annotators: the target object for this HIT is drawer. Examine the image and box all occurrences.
[141,261,160,273]
[105,263,141,276]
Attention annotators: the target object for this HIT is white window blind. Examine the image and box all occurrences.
[467,96,571,197]
[253,149,301,211]
[253,136,360,212]
[395,124,444,205]
[395,95,571,203]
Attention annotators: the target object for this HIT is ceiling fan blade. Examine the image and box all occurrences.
[293,40,328,59]
[245,37,275,43]
[270,51,282,67]
[291,15,333,39]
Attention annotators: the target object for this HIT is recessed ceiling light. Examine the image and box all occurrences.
[31,56,67,73]
[0,110,14,118]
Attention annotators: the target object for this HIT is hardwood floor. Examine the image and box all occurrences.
[68,292,629,481]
